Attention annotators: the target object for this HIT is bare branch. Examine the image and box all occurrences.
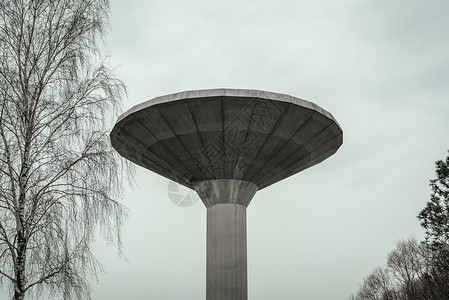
[0,0,131,299]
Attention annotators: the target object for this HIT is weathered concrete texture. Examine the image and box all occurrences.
[196,179,254,300]
[109,89,344,300]
[110,89,343,190]
[206,204,247,300]
[194,179,258,208]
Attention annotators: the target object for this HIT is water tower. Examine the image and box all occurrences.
[110,89,343,300]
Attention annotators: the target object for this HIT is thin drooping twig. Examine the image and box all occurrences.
[0,1,132,299]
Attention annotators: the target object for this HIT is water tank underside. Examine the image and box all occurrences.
[110,89,343,190]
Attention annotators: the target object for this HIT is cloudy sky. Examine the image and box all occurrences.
[2,0,448,299]
[99,0,449,299]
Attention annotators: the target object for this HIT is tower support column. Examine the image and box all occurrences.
[194,179,258,300]
[207,204,247,300]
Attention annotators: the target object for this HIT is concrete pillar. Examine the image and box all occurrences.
[194,180,258,300]
[207,204,247,300]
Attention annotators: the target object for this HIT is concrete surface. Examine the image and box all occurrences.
[206,203,247,300]
[194,179,257,208]
[110,88,343,190]
[197,180,254,299]
[110,89,343,300]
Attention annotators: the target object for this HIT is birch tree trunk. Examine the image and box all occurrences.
[0,1,130,299]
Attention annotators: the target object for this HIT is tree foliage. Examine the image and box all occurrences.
[349,238,449,300]
[350,151,449,300]
[0,0,129,299]
[418,151,449,249]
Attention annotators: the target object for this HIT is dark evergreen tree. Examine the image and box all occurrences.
[417,150,449,299]
[418,151,449,248]
[350,152,449,300]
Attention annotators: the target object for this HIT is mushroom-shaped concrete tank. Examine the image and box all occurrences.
[110,89,343,300]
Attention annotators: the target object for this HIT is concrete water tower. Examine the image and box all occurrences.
[110,89,343,300]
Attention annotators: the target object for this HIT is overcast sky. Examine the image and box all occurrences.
[2,0,449,299]
[95,1,449,299]
[100,0,449,299]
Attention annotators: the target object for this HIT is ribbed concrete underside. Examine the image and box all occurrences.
[110,89,343,190]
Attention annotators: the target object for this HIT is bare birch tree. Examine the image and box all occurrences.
[353,266,398,300]
[387,238,425,300]
[349,237,449,300]
[0,0,129,299]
